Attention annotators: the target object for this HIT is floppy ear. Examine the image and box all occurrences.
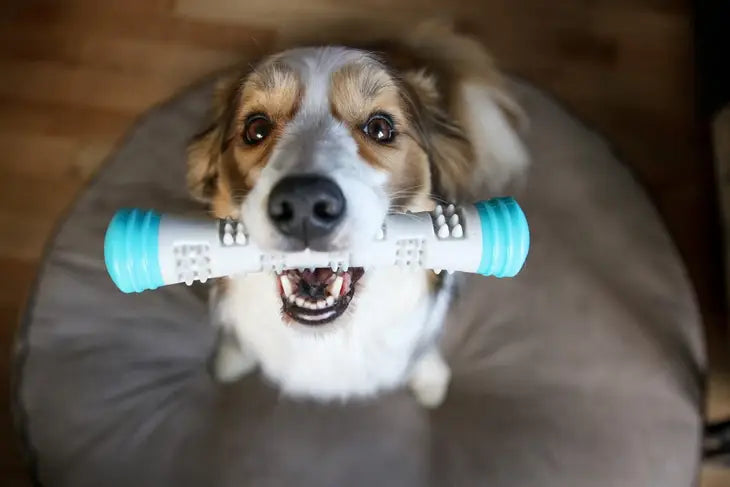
[186,74,240,203]
[187,125,221,203]
[398,23,529,201]
[397,70,473,202]
[451,76,529,195]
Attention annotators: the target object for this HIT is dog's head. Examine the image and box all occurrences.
[188,32,527,327]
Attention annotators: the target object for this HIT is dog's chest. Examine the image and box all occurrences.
[218,269,437,399]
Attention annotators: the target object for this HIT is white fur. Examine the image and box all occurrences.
[217,267,437,400]
[213,331,257,383]
[459,82,529,193]
[211,47,525,406]
[242,48,388,252]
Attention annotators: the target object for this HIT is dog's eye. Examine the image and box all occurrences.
[243,114,273,145]
[363,113,395,144]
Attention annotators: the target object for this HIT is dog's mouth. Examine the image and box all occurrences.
[276,268,365,326]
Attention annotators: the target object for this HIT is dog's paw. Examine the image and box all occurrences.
[212,336,257,383]
[408,350,451,408]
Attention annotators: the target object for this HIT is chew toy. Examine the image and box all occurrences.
[104,197,529,293]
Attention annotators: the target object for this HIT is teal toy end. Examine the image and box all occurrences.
[104,209,164,293]
[474,198,530,278]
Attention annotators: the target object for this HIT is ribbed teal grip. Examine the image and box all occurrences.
[104,209,164,293]
[474,198,530,277]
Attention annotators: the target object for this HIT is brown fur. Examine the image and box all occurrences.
[187,62,303,218]
[187,21,523,224]
[329,62,402,171]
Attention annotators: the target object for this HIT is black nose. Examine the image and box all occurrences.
[267,175,346,242]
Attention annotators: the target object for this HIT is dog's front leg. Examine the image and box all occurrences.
[212,327,257,383]
[208,284,258,383]
[408,347,451,408]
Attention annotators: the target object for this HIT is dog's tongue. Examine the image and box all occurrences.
[300,268,335,285]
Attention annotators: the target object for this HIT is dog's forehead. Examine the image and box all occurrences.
[268,47,384,112]
[274,46,372,74]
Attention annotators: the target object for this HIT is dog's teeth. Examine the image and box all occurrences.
[433,205,443,216]
[445,204,455,216]
[298,267,305,272]
[341,263,349,272]
[280,275,293,297]
[235,231,247,245]
[316,299,327,309]
[224,222,234,234]
[451,224,463,238]
[329,276,343,297]
[288,294,296,303]
[433,269,442,275]
[295,297,305,307]
[326,295,335,306]
[309,267,316,272]
[222,233,234,246]
[308,301,319,310]
[437,224,450,239]
[449,214,459,226]
[435,214,446,227]
[331,263,339,272]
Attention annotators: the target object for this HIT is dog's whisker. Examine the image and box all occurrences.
[388,189,451,206]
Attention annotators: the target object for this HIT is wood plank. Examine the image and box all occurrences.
[0,301,35,487]
[701,466,730,487]
[0,170,88,219]
[0,133,113,182]
[0,29,241,79]
[0,258,37,308]
[0,98,133,138]
[0,211,74,261]
[0,60,185,113]
[9,2,275,52]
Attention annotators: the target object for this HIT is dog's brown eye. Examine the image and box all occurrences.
[243,114,273,145]
[363,113,395,143]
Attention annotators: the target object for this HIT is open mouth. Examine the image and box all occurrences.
[276,268,365,326]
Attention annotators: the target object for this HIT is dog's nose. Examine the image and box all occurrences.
[267,175,346,241]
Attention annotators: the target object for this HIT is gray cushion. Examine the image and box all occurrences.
[13,80,705,487]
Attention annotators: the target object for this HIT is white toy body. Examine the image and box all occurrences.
[162,204,480,286]
[104,198,529,293]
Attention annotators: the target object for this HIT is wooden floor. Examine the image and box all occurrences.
[0,0,727,485]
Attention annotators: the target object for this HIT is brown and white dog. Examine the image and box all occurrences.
[186,23,528,407]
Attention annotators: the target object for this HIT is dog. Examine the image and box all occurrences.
[186,22,528,407]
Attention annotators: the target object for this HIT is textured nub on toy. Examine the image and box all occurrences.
[433,203,464,239]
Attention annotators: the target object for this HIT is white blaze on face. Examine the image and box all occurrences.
[242,47,389,251]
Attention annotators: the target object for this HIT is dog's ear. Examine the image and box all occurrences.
[450,75,529,196]
[397,23,529,201]
[186,73,240,203]
[187,124,221,203]
[397,70,473,203]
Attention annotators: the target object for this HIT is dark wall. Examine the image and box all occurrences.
[695,0,730,118]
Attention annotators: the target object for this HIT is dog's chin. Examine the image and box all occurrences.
[276,268,365,326]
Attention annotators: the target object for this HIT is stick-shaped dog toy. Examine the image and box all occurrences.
[104,197,529,293]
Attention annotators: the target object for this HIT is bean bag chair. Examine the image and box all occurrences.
[12,79,704,487]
